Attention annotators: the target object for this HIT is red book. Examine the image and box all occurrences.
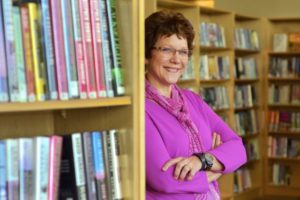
[89,0,106,97]
[78,0,97,99]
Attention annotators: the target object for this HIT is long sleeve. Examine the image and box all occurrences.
[146,112,209,194]
[189,92,247,173]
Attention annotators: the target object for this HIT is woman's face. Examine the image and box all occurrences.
[146,34,189,91]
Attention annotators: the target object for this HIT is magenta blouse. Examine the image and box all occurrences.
[146,89,247,200]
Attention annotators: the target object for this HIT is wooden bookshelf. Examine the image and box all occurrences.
[0,0,145,199]
[264,17,300,198]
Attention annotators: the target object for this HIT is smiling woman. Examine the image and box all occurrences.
[145,10,247,200]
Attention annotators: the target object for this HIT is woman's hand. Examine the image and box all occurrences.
[162,155,202,181]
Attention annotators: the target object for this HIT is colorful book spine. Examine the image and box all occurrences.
[61,0,79,99]
[106,0,125,96]
[34,137,50,200]
[0,1,8,103]
[27,3,46,101]
[90,0,107,98]
[19,138,34,200]
[79,0,97,99]
[48,136,63,200]
[2,0,18,102]
[82,132,97,200]
[40,0,58,100]
[72,133,88,200]
[49,0,69,100]
[20,6,36,102]
[71,0,87,99]
[91,131,107,200]
[104,130,123,199]
[5,139,19,200]
[13,6,27,102]
[99,0,114,97]
[0,141,6,200]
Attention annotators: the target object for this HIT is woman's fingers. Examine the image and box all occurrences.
[162,157,183,171]
[212,132,217,148]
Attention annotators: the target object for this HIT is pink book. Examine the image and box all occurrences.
[79,0,97,99]
[48,136,63,200]
[89,0,106,98]
[49,0,69,100]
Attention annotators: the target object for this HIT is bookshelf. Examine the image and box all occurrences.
[0,0,145,199]
[264,17,300,198]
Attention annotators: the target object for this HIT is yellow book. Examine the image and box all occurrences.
[27,3,46,101]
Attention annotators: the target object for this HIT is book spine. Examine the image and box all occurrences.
[19,138,34,200]
[61,0,79,99]
[79,0,97,99]
[0,141,7,200]
[91,131,107,200]
[40,0,58,100]
[72,133,88,200]
[0,1,9,102]
[20,6,36,102]
[82,132,97,200]
[27,3,46,101]
[89,0,107,98]
[99,0,114,97]
[49,0,69,100]
[12,6,27,102]
[48,136,63,200]
[34,137,50,200]
[106,0,125,96]
[2,0,18,102]
[105,130,122,199]
[71,0,87,99]
[5,139,19,200]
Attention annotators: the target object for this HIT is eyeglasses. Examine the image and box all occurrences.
[152,46,191,58]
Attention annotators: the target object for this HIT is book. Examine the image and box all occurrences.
[0,141,6,199]
[48,136,63,200]
[0,1,9,102]
[106,0,125,96]
[19,138,34,200]
[40,0,58,100]
[91,131,107,200]
[6,139,19,200]
[273,33,288,52]
[61,0,79,99]
[20,5,36,102]
[288,32,300,51]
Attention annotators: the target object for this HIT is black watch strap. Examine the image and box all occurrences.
[193,153,206,171]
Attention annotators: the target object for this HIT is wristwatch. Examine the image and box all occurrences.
[193,153,214,171]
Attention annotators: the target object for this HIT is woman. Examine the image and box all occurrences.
[145,10,247,200]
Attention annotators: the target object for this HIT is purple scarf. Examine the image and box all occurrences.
[145,81,220,200]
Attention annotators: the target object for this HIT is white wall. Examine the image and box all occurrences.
[215,0,300,18]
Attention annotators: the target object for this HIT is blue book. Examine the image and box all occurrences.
[0,141,6,200]
[61,0,79,99]
[41,0,58,100]
[0,1,9,102]
[91,131,107,200]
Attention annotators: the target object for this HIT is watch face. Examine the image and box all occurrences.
[205,154,213,168]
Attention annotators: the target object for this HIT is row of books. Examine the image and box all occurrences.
[269,57,300,78]
[0,0,124,103]
[268,84,300,104]
[0,130,124,200]
[235,110,259,136]
[273,32,300,52]
[199,55,230,80]
[272,163,291,186]
[234,168,252,193]
[180,58,195,81]
[268,136,300,158]
[234,84,257,108]
[234,28,260,50]
[201,86,229,110]
[269,111,300,132]
[235,57,258,79]
[199,22,226,48]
